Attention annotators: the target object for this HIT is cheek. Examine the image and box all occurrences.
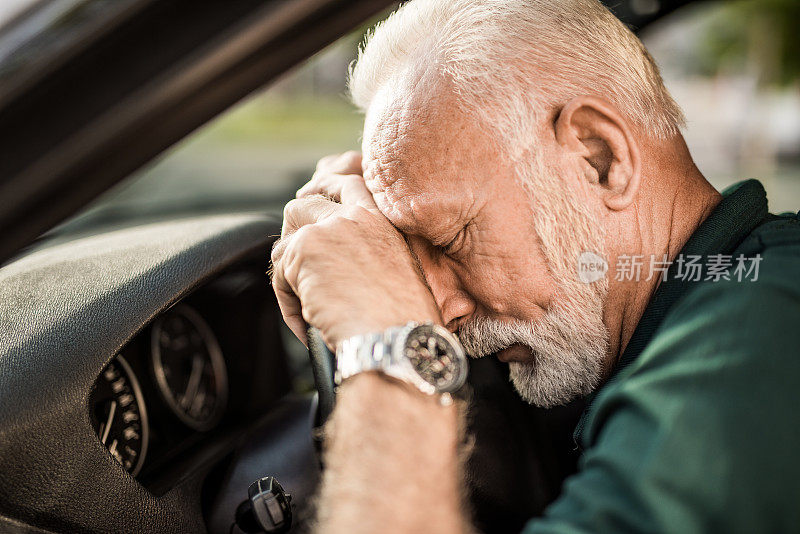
[458,232,555,318]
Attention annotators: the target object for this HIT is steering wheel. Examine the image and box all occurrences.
[306,327,336,432]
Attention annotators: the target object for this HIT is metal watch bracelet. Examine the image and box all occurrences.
[334,323,417,386]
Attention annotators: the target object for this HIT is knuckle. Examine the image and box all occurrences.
[282,198,302,220]
[342,150,361,164]
[306,170,325,186]
[290,225,326,257]
[326,217,353,234]
[274,226,315,266]
[270,238,284,264]
[291,224,315,247]
[309,192,330,202]
[316,154,337,171]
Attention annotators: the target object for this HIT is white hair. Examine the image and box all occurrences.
[349,0,685,148]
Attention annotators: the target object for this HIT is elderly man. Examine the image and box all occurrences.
[270,0,800,532]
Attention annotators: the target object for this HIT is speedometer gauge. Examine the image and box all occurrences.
[151,305,228,431]
[90,355,149,475]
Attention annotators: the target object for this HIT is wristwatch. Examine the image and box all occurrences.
[335,322,468,397]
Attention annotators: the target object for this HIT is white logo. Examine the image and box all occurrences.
[577,251,608,284]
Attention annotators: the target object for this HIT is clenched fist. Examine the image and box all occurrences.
[270,151,442,348]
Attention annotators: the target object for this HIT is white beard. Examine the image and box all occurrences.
[458,152,610,408]
[458,296,607,407]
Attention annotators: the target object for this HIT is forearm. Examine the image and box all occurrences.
[315,372,471,534]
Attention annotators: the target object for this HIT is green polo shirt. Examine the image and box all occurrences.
[525,180,800,533]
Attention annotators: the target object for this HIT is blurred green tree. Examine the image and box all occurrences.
[700,0,800,86]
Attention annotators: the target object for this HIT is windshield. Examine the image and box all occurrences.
[54,26,367,235]
[56,1,800,237]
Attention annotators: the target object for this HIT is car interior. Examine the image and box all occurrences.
[1,0,796,532]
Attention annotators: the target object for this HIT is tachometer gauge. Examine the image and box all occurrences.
[151,304,228,431]
[90,355,149,476]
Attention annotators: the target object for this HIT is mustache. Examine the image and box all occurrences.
[458,307,607,360]
[458,316,534,358]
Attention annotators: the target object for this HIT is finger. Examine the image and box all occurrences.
[297,173,376,209]
[299,152,364,199]
[270,249,309,346]
[275,282,308,346]
[339,174,378,209]
[296,171,347,200]
[299,152,364,198]
[281,195,341,237]
[315,154,339,172]
[316,150,362,175]
[270,236,289,273]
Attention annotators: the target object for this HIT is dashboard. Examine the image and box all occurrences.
[0,213,322,534]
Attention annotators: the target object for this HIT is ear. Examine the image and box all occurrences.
[553,96,641,211]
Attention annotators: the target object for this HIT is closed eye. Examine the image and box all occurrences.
[440,225,468,256]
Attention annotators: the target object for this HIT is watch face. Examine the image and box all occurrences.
[403,325,467,392]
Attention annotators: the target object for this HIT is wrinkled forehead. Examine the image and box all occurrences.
[360,76,490,234]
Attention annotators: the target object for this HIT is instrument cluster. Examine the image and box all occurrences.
[89,303,229,477]
[87,265,294,490]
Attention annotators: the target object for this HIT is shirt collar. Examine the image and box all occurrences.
[573,179,769,446]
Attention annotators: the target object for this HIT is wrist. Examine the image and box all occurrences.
[327,371,462,452]
[320,371,467,534]
[338,371,452,408]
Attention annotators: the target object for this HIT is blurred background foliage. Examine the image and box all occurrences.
[698,0,800,86]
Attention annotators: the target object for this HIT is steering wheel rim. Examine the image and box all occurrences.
[307,327,336,430]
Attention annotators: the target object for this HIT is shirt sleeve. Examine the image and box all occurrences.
[523,249,800,534]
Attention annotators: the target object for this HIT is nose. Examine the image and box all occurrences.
[424,264,476,333]
[407,237,476,333]
[440,290,476,333]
